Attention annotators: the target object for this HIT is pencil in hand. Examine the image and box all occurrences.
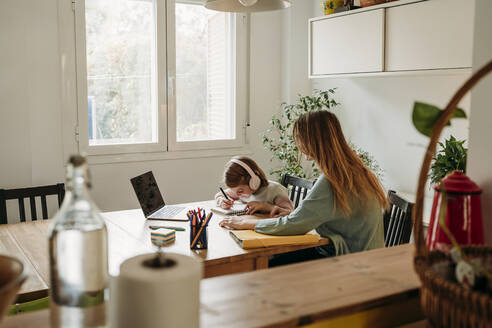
[220,187,230,200]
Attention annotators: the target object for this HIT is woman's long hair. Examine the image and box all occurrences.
[293,110,388,215]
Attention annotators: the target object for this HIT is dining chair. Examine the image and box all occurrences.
[280,174,316,208]
[0,184,65,224]
[383,190,414,247]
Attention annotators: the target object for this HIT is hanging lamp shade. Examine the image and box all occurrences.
[205,0,291,12]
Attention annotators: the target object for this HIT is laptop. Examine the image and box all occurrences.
[130,171,187,221]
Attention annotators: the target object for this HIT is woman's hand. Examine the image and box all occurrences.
[246,201,272,215]
[218,197,235,209]
[270,205,292,217]
[219,215,258,230]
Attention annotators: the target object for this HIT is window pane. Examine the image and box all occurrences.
[85,0,157,146]
[175,3,235,142]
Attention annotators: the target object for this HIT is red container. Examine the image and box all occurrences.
[426,171,484,251]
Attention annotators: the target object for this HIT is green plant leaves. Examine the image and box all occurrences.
[412,102,467,137]
[261,89,383,182]
[429,135,467,184]
[262,89,339,181]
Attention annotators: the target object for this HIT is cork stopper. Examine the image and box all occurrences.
[142,250,176,269]
[69,154,86,167]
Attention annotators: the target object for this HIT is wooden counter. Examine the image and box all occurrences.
[2,244,423,328]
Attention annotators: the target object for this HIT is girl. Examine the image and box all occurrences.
[215,157,294,217]
[220,111,388,259]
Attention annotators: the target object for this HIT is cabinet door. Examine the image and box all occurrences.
[309,9,384,76]
[385,0,474,71]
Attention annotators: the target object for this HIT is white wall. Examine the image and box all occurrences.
[0,0,67,219]
[310,2,471,200]
[0,0,66,188]
[280,0,312,102]
[312,75,471,194]
[467,0,492,245]
[0,0,302,220]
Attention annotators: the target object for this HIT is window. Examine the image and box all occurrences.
[74,0,247,156]
[167,0,247,150]
[174,4,234,142]
[85,0,158,146]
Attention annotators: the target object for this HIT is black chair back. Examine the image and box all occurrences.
[384,190,413,247]
[0,184,65,224]
[280,174,315,208]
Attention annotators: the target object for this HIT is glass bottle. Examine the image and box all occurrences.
[49,155,108,327]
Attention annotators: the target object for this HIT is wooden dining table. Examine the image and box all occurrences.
[0,200,329,302]
[2,244,423,328]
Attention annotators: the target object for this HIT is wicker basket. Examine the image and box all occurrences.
[413,60,492,327]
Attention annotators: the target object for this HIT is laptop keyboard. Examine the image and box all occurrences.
[152,206,185,218]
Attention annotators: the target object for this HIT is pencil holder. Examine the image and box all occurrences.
[191,227,208,250]
[188,208,212,250]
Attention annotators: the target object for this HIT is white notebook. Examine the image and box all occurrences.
[211,204,248,216]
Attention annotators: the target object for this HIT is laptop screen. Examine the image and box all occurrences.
[130,171,165,217]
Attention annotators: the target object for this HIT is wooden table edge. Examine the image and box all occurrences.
[285,289,421,327]
[202,238,330,267]
[1,227,49,303]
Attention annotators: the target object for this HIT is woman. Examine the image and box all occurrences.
[219,110,388,259]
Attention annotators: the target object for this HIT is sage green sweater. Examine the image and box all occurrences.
[254,175,384,256]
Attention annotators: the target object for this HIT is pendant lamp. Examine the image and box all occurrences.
[205,0,291,12]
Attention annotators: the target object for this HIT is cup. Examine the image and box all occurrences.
[321,0,345,15]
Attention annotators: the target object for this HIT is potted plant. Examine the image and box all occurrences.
[429,135,467,185]
[261,89,384,182]
[412,100,468,185]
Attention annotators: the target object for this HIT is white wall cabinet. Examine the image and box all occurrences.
[309,0,474,78]
[310,9,384,76]
[385,0,474,71]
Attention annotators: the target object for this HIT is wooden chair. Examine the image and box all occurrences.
[0,184,65,224]
[383,190,413,247]
[280,174,315,208]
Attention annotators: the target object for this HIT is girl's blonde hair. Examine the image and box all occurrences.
[223,156,269,191]
[293,110,388,215]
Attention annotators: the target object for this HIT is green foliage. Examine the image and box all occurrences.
[430,136,467,184]
[412,102,467,137]
[349,143,384,181]
[261,89,384,182]
[261,89,337,180]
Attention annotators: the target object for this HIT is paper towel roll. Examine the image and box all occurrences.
[110,253,202,328]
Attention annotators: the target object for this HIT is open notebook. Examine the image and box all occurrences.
[229,230,319,249]
[211,204,248,216]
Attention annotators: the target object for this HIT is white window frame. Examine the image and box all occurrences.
[71,0,248,157]
[167,0,248,151]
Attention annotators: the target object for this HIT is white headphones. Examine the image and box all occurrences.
[229,159,261,191]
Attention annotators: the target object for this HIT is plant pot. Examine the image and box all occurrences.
[0,255,27,324]
[360,0,386,7]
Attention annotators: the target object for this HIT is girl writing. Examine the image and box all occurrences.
[215,157,294,217]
